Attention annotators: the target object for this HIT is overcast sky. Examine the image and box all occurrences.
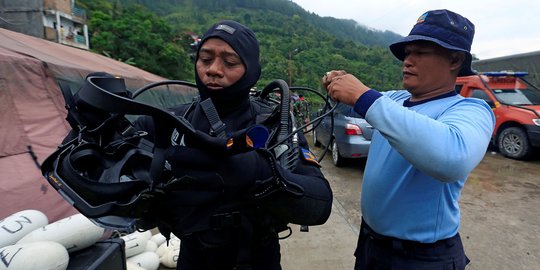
[291,0,540,60]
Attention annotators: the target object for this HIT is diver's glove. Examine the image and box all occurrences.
[150,146,275,238]
[250,148,304,200]
[163,146,304,200]
[164,146,268,197]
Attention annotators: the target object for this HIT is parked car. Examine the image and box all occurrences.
[456,71,540,159]
[312,102,373,166]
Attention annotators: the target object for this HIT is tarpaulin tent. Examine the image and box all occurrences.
[0,27,196,222]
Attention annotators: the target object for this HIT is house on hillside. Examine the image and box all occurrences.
[0,0,89,50]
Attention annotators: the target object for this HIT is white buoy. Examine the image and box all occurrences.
[0,241,69,270]
[126,261,147,270]
[0,209,48,248]
[150,232,166,246]
[17,213,105,252]
[159,247,180,269]
[155,236,180,257]
[126,251,160,270]
[121,230,152,258]
[145,240,158,252]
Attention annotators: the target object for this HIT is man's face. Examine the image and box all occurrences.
[401,41,456,100]
[196,38,246,90]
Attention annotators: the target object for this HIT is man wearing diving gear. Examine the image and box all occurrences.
[137,20,332,270]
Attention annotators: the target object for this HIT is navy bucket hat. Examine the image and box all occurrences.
[389,9,476,76]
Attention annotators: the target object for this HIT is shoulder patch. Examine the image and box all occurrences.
[301,148,320,167]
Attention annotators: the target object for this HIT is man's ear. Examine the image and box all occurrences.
[450,52,466,71]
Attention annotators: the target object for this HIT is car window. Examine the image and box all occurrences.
[522,89,540,104]
[493,88,540,105]
[455,84,463,94]
[471,89,490,101]
[335,103,362,118]
[471,89,496,107]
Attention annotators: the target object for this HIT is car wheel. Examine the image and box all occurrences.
[332,140,345,167]
[312,129,321,147]
[497,127,532,160]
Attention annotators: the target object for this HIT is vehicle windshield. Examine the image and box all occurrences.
[493,87,540,105]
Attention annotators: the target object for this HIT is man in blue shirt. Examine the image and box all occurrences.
[323,9,495,269]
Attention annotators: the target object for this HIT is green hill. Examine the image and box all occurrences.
[78,0,403,95]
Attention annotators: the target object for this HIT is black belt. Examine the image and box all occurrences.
[361,219,458,252]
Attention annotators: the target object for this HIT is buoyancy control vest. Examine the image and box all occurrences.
[41,74,330,270]
[142,93,306,270]
[145,94,294,232]
[42,75,294,232]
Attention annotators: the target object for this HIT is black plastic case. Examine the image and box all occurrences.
[67,238,127,270]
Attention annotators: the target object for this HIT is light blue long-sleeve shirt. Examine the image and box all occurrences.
[354,89,495,243]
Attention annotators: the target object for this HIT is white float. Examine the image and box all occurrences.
[0,241,69,270]
[17,213,104,252]
[145,240,157,252]
[0,209,48,248]
[149,232,166,246]
[126,261,147,270]
[159,247,180,269]
[155,236,180,257]
[126,251,160,270]
[121,230,152,258]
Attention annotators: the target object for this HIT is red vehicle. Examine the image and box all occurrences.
[456,71,540,160]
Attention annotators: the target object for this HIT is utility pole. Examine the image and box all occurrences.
[287,48,299,86]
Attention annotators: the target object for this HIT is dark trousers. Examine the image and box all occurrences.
[354,219,470,270]
[177,235,282,270]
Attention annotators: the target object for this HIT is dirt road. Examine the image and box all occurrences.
[285,139,540,270]
[159,136,539,269]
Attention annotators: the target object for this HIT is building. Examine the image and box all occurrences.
[473,50,540,87]
[0,0,89,50]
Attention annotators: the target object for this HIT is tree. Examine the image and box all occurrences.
[84,2,192,79]
[80,0,402,89]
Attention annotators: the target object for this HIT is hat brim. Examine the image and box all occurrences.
[389,35,475,76]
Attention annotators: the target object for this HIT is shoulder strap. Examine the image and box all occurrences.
[200,98,227,138]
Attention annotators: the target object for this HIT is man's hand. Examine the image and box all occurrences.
[165,146,274,198]
[322,70,371,106]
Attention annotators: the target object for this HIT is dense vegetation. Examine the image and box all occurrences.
[78,0,403,101]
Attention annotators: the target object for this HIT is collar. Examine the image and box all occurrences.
[403,91,457,107]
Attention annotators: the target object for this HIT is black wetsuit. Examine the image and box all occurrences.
[136,20,332,269]
[136,96,332,270]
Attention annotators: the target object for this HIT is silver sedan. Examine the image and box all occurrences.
[312,103,373,166]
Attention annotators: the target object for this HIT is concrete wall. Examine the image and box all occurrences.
[44,0,71,14]
[0,0,44,38]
